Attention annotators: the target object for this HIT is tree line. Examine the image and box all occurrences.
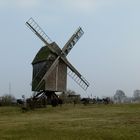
[0,89,140,107]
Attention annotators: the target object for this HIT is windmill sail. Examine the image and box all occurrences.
[61,27,89,90]
[61,57,89,90]
[62,27,84,56]
[34,57,60,91]
[26,18,59,55]
[67,69,89,90]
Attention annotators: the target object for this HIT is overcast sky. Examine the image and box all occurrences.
[0,0,140,98]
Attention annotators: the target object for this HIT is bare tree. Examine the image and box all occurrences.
[114,90,126,103]
[133,90,140,102]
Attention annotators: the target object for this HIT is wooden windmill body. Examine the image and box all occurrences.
[32,43,67,92]
[26,18,89,101]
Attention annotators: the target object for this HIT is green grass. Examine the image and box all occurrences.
[0,104,140,140]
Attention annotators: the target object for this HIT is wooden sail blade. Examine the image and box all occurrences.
[26,18,59,55]
[67,69,89,90]
[61,57,89,90]
[62,27,84,56]
[26,18,52,45]
[34,56,60,91]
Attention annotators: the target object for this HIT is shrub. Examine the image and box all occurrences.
[0,94,16,106]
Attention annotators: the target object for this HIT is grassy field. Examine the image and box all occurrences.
[0,104,140,140]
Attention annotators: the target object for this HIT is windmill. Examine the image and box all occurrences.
[25,18,89,105]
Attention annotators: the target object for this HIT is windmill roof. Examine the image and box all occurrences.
[32,46,52,64]
[32,42,61,64]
